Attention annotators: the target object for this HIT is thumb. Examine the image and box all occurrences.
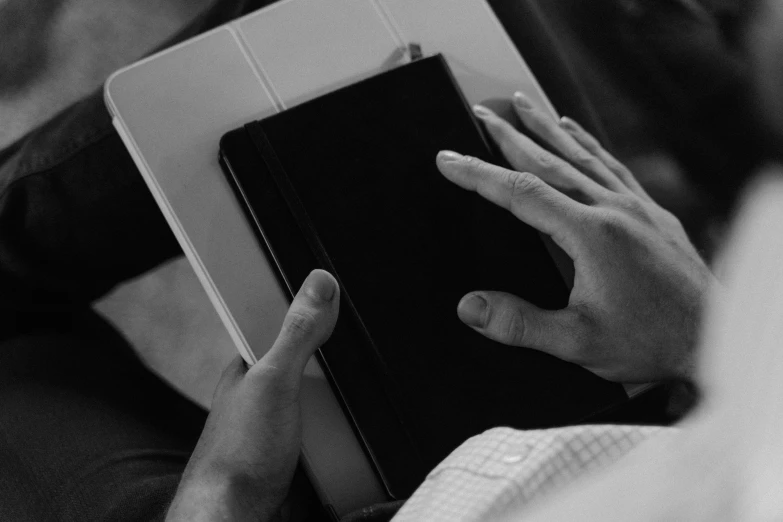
[250,269,340,382]
[457,291,580,356]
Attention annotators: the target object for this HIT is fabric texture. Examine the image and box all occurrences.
[392,425,668,522]
[0,308,207,522]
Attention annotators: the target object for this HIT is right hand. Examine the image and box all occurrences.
[436,95,715,384]
[511,177,783,522]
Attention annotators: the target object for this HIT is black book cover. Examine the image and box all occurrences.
[220,55,626,497]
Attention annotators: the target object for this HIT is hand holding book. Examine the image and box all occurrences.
[437,94,715,384]
[167,271,340,522]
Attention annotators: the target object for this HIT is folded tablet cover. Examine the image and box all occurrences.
[220,56,625,496]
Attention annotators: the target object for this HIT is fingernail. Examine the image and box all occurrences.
[438,150,463,163]
[513,91,534,110]
[304,270,336,302]
[559,116,578,132]
[458,294,487,328]
[472,104,494,120]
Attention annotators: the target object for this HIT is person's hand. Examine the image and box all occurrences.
[436,93,715,383]
[502,177,783,522]
[166,270,339,522]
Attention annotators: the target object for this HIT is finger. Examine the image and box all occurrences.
[436,151,586,251]
[509,93,631,195]
[559,116,651,200]
[252,269,340,380]
[457,291,582,357]
[473,104,610,204]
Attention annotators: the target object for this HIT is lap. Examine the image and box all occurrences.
[0,308,207,522]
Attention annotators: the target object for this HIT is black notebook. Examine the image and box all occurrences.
[219,55,626,499]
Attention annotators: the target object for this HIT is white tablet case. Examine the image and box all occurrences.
[104,0,555,516]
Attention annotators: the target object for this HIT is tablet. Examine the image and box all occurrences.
[219,56,626,499]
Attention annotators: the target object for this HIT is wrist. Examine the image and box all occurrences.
[672,269,719,384]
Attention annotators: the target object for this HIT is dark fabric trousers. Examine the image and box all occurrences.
[0,0,738,520]
[0,2,280,521]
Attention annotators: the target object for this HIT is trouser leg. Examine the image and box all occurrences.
[0,0,279,318]
[0,307,208,521]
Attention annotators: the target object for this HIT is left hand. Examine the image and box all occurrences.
[166,270,340,522]
[437,94,715,383]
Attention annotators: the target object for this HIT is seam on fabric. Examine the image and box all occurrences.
[3,127,116,195]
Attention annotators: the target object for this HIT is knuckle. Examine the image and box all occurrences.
[571,147,596,167]
[571,148,599,170]
[534,150,557,169]
[463,154,483,170]
[614,195,652,223]
[592,209,629,241]
[283,308,318,343]
[507,170,539,199]
[496,306,529,346]
[579,132,601,150]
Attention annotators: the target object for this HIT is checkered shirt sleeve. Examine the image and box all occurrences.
[392,424,669,522]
